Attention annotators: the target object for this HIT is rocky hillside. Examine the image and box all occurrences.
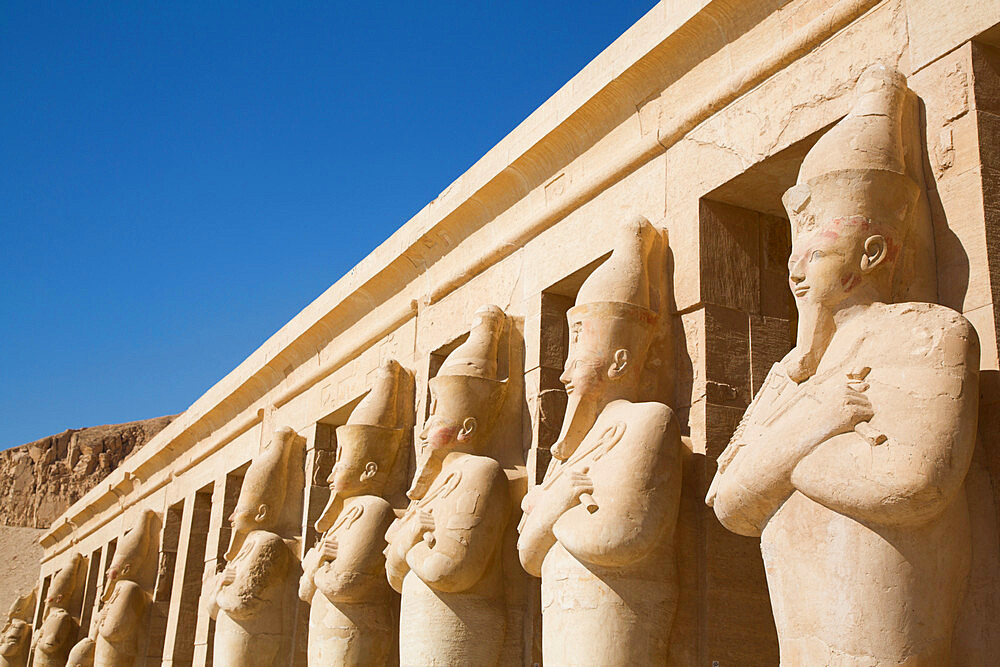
[0,416,175,529]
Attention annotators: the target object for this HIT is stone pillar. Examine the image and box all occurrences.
[673,199,790,665]
[148,502,181,664]
[77,546,101,640]
[519,290,570,666]
[193,480,226,667]
[171,489,212,666]
[291,422,336,667]
[522,291,571,487]
[909,37,1000,661]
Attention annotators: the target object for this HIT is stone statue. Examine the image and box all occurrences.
[65,638,94,667]
[299,360,411,666]
[517,216,682,666]
[0,588,36,667]
[706,64,980,665]
[206,427,301,667]
[93,509,157,666]
[385,305,512,666]
[32,552,83,667]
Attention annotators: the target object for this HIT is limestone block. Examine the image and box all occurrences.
[906,0,1000,71]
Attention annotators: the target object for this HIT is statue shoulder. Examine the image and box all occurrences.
[630,400,675,424]
[875,302,979,362]
[244,530,291,564]
[113,580,147,600]
[456,455,506,489]
[611,400,677,437]
[354,495,394,519]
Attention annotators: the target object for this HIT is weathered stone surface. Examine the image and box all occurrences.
[205,427,304,666]
[386,306,514,667]
[298,361,410,666]
[0,416,174,529]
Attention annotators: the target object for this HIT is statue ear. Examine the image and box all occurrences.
[608,349,630,379]
[860,234,888,273]
[361,461,378,482]
[457,417,478,442]
[255,504,268,522]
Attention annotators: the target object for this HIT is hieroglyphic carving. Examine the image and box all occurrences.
[517,217,682,665]
[206,427,302,666]
[707,65,979,665]
[299,360,411,666]
[385,306,512,666]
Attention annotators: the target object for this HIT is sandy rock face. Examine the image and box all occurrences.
[0,416,174,529]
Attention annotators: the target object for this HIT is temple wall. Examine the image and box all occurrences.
[30,1,1000,665]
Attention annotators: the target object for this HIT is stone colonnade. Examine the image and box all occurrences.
[25,1,1000,665]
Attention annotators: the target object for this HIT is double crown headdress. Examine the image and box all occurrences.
[782,64,919,242]
[315,360,413,532]
[568,215,662,364]
[407,305,508,500]
[427,304,508,436]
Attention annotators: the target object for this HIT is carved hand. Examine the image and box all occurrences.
[555,470,594,514]
[320,537,338,562]
[521,485,542,515]
[221,565,237,587]
[407,510,435,547]
[799,378,874,446]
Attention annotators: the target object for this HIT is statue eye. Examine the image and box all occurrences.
[810,250,824,262]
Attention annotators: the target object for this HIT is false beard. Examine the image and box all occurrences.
[223,527,249,562]
[315,492,344,535]
[100,576,118,603]
[407,446,443,500]
[550,393,599,461]
[784,302,836,383]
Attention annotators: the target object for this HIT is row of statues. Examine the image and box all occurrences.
[12,64,982,666]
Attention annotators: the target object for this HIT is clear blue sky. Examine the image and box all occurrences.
[0,1,656,448]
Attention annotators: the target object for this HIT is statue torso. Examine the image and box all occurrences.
[539,401,679,666]
[307,496,396,667]
[760,302,975,665]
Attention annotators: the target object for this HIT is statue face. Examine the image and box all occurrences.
[0,620,27,657]
[38,610,68,651]
[561,320,614,400]
[788,215,880,312]
[228,504,265,536]
[551,315,632,458]
[105,561,129,587]
[420,388,474,452]
[327,444,375,497]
